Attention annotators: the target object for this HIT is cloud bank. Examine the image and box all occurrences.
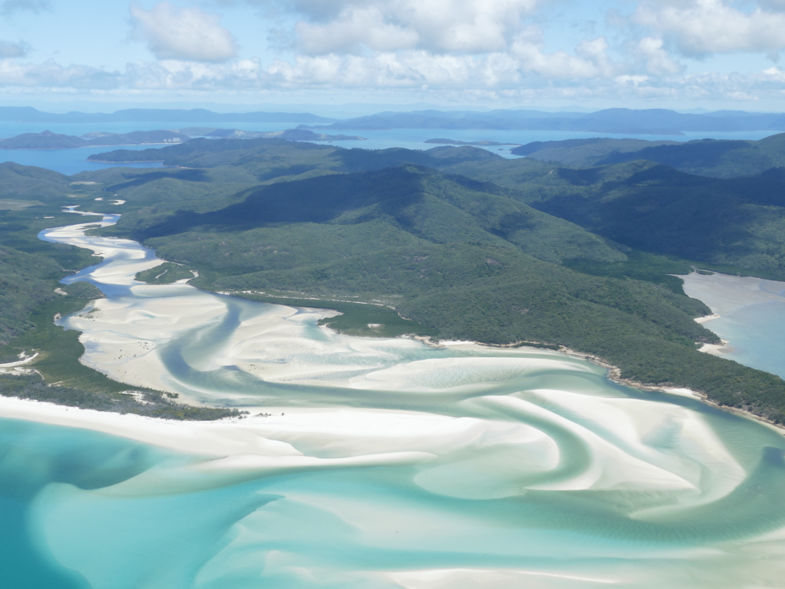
[130,2,237,63]
[0,0,783,108]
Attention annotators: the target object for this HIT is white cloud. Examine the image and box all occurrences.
[3,0,785,109]
[763,65,785,80]
[0,59,120,88]
[296,6,418,54]
[267,42,614,90]
[283,0,540,55]
[130,2,237,63]
[511,35,609,79]
[1,53,784,111]
[636,0,785,57]
[123,58,269,90]
[636,37,683,76]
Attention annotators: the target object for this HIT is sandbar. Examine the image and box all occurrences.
[680,271,785,317]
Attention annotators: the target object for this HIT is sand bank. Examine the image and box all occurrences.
[680,271,785,317]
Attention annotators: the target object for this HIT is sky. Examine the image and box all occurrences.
[1,0,785,113]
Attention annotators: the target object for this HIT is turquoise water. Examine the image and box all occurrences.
[5,218,785,584]
[5,382,785,587]
[0,417,189,588]
[680,272,785,381]
[706,301,785,380]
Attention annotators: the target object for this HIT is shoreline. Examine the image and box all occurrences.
[6,215,784,448]
[3,328,784,453]
[557,344,785,438]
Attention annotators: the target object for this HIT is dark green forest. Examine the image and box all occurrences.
[5,132,785,423]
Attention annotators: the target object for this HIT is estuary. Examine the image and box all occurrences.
[2,209,785,588]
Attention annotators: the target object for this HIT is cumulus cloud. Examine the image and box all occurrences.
[636,37,683,75]
[267,42,615,91]
[124,58,267,90]
[130,1,237,62]
[509,34,613,79]
[636,0,785,57]
[285,0,540,55]
[0,59,120,89]
[3,0,784,109]
[0,40,27,58]
[296,7,418,54]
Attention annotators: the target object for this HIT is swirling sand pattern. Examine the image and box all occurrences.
[5,211,782,587]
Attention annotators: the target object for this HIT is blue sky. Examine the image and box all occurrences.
[1,0,784,113]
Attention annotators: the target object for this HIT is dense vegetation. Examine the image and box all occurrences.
[0,166,240,419]
[6,130,785,424]
[511,133,785,178]
[84,139,785,422]
[135,262,195,284]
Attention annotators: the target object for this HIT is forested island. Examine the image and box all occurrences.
[4,128,785,423]
[0,127,363,150]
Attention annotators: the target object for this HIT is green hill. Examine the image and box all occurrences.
[115,160,785,423]
[135,165,624,266]
[6,137,785,423]
[512,133,785,178]
[0,162,72,201]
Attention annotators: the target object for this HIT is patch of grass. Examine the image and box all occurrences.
[234,291,435,338]
[0,374,243,420]
[135,261,195,284]
[10,282,128,393]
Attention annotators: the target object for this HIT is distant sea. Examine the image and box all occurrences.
[0,117,779,174]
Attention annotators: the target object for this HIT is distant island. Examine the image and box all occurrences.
[0,106,333,125]
[0,127,364,150]
[2,105,785,136]
[319,107,785,135]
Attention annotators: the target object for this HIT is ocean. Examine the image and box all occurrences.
[0,118,779,175]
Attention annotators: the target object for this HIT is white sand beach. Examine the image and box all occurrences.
[11,212,760,501]
[4,211,785,588]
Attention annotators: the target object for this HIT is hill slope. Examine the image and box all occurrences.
[512,133,785,178]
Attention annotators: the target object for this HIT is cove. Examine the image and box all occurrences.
[1,210,784,587]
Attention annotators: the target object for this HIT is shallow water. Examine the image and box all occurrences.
[681,272,785,380]
[3,215,785,587]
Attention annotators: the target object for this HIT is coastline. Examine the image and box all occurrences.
[554,341,785,437]
[6,212,785,451]
[4,328,783,457]
[0,395,439,468]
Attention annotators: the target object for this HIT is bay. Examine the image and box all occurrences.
[681,271,785,380]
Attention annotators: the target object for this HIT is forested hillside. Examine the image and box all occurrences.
[6,133,785,423]
[511,133,785,178]
[83,136,785,423]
